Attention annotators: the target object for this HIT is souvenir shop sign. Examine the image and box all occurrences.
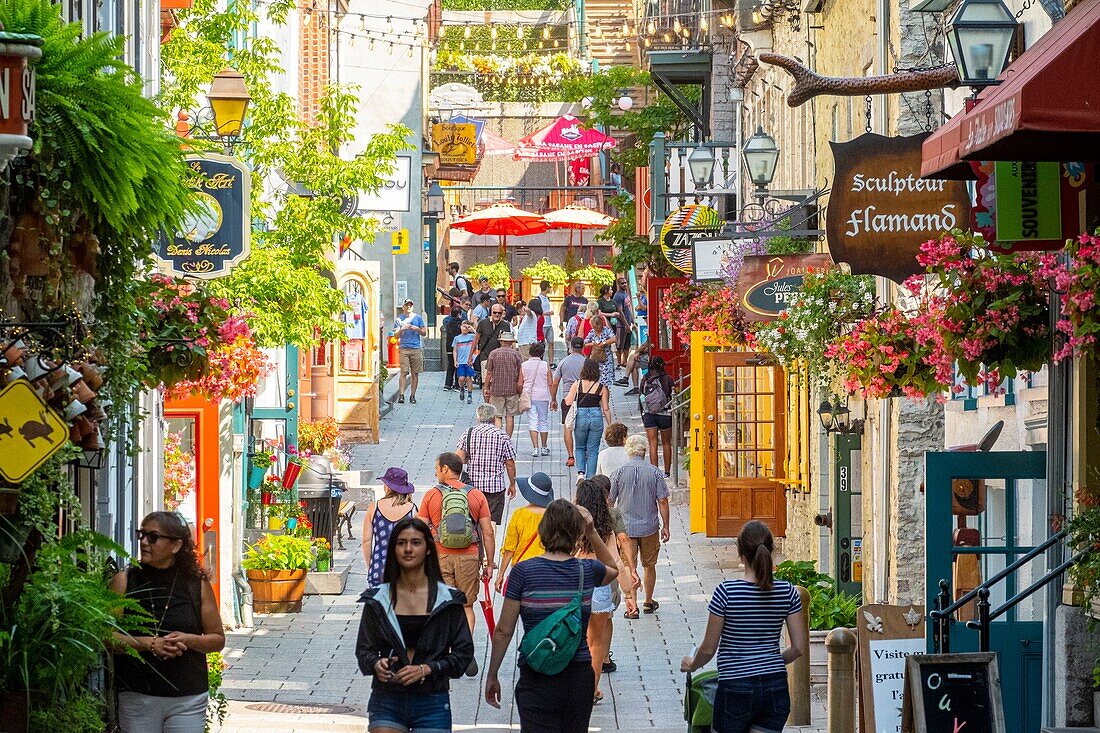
[970,160,1092,250]
[735,253,833,322]
[826,133,971,284]
[432,122,477,165]
[157,153,251,279]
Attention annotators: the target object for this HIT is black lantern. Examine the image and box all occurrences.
[687,145,716,190]
[426,181,445,219]
[741,126,780,198]
[946,0,1018,88]
[818,397,864,435]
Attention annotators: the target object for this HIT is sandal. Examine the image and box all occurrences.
[566,456,575,467]
[593,690,604,704]
[643,601,660,614]
[623,608,639,620]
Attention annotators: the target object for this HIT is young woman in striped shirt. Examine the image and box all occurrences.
[680,520,807,733]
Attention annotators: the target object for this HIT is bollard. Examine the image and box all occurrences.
[826,627,857,733]
[787,585,812,726]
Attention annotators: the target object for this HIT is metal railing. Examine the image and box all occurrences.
[670,379,691,484]
[443,184,620,219]
[930,528,1087,653]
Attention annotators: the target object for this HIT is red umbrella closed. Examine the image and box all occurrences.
[450,203,549,254]
[513,115,617,161]
[542,205,616,263]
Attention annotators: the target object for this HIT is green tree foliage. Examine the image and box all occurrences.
[160,0,411,347]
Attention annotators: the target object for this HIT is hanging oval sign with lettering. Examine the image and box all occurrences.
[826,133,971,284]
[736,253,835,322]
[157,153,251,279]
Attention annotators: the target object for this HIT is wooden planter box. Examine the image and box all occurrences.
[247,569,308,613]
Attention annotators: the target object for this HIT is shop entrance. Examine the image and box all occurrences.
[702,351,787,537]
[924,450,1046,733]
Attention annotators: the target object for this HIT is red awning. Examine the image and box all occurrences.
[923,0,1100,177]
[920,110,975,180]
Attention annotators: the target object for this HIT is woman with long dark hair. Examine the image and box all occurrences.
[565,358,612,482]
[111,511,226,733]
[485,499,620,732]
[639,355,676,477]
[356,516,474,733]
[681,520,807,733]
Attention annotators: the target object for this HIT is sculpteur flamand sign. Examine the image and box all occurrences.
[826,133,971,284]
[157,153,251,278]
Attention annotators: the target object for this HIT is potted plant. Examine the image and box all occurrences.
[248,449,276,490]
[521,258,568,301]
[466,261,511,289]
[298,418,340,455]
[242,533,314,613]
[313,537,332,572]
[775,560,860,684]
[568,264,615,293]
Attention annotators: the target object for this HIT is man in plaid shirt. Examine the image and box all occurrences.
[456,403,517,525]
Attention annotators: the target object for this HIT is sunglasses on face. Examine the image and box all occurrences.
[137,529,175,544]
[491,310,504,315]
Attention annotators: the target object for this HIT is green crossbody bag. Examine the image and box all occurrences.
[519,559,586,675]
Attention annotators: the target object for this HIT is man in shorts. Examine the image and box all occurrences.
[610,435,671,616]
[394,299,426,404]
[457,403,517,526]
[418,451,495,676]
[484,330,523,438]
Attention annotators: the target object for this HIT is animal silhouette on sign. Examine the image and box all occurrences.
[20,412,57,447]
[0,418,12,440]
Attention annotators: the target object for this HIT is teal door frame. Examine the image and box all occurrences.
[832,433,863,597]
[925,450,1046,733]
[243,345,300,497]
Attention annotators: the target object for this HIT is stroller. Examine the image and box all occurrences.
[683,669,719,733]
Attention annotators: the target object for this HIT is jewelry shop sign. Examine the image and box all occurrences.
[735,253,834,322]
[826,133,971,284]
[157,153,251,279]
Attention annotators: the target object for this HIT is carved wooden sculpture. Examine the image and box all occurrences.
[758,53,960,107]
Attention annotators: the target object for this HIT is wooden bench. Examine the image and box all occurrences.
[336,500,356,550]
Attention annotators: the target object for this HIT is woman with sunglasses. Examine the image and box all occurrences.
[110,511,226,733]
[357,516,474,733]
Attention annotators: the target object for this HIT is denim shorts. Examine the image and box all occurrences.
[713,672,790,733]
[367,688,451,733]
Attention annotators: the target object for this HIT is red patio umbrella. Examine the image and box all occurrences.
[513,115,617,161]
[450,203,549,254]
[542,205,616,263]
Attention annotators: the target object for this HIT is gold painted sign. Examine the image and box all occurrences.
[432,122,478,165]
[735,254,834,321]
[157,153,252,279]
[826,133,971,284]
[0,380,69,483]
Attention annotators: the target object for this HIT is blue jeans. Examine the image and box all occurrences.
[713,673,790,733]
[573,407,604,478]
[367,688,451,733]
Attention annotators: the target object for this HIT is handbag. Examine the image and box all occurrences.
[518,559,586,675]
[591,341,607,363]
[518,362,537,413]
[565,398,578,429]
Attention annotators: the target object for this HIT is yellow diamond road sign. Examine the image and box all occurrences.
[392,229,409,254]
[0,380,69,483]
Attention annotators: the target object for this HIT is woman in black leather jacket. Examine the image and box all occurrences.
[356,516,474,733]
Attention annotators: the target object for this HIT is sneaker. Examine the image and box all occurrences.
[531,449,540,457]
[541,447,551,456]
[397,395,405,404]
[550,362,557,369]
[465,658,479,677]
[603,651,616,674]
[443,385,454,392]
[467,394,473,405]
[664,471,671,478]
[410,396,417,404]
[614,378,629,386]
[576,472,585,485]
[624,387,640,396]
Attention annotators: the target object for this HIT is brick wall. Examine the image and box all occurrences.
[298,0,329,126]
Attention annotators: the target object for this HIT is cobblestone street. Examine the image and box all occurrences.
[219,371,826,732]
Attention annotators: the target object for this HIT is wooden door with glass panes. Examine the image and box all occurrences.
[704,352,787,537]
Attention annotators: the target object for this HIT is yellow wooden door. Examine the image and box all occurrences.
[704,352,788,538]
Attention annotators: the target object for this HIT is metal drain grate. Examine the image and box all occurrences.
[246,702,358,715]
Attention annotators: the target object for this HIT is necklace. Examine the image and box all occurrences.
[151,566,180,639]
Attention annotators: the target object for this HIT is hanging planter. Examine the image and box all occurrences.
[281,462,302,489]
[247,453,273,489]
[0,488,20,515]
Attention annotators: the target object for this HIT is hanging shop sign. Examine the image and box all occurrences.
[432,122,478,165]
[855,604,925,733]
[826,133,971,284]
[157,153,251,278]
[0,379,69,483]
[635,166,651,237]
[970,160,1093,251]
[735,253,834,321]
[660,204,722,274]
[0,33,40,138]
[360,155,412,213]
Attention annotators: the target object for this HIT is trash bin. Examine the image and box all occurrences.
[298,458,345,551]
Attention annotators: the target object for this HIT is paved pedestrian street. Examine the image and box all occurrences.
[219,374,826,732]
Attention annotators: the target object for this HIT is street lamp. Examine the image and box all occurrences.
[426,181,445,219]
[817,397,865,435]
[687,145,715,190]
[742,126,780,201]
[207,68,251,139]
[946,0,1018,88]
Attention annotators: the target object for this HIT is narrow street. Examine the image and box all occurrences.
[218,375,826,732]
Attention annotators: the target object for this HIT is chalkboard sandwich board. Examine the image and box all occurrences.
[901,653,1004,733]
